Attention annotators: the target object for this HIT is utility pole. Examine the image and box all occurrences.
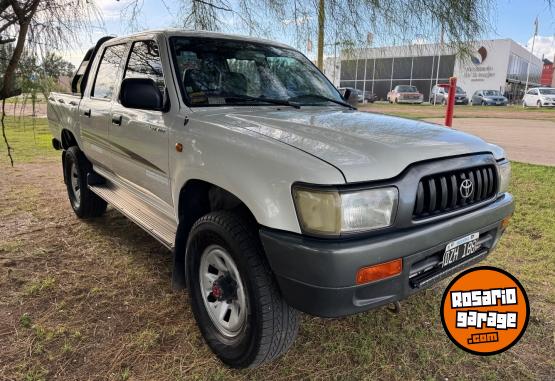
[433,26,444,105]
[524,17,538,93]
[317,0,325,70]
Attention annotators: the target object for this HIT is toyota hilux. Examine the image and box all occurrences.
[47,30,514,368]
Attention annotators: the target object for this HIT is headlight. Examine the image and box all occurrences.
[497,161,511,194]
[293,186,398,236]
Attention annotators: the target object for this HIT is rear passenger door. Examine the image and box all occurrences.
[109,39,172,205]
[80,43,128,170]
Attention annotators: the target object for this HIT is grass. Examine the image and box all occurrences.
[0,116,553,380]
[358,102,555,121]
[1,116,57,164]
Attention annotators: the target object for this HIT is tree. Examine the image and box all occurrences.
[0,0,99,165]
[131,0,496,70]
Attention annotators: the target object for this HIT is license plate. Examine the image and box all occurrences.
[442,232,480,268]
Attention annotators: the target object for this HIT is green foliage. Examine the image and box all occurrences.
[20,313,32,328]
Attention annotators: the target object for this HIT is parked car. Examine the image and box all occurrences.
[338,87,377,103]
[338,87,362,103]
[470,90,508,106]
[47,30,514,368]
[361,89,377,103]
[522,87,555,107]
[387,85,424,104]
[430,84,469,105]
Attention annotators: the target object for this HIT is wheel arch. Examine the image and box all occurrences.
[61,129,79,150]
[171,179,260,290]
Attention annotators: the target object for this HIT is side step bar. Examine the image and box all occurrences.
[89,181,177,249]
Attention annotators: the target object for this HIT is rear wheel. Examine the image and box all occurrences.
[481,100,486,106]
[63,146,107,218]
[186,211,299,368]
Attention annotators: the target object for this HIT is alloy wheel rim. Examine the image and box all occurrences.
[70,162,81,208]
[199,245,247,338]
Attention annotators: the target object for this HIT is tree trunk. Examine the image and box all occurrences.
[0,19,29,99]
[317,0,325,70]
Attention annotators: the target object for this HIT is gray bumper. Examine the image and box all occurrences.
[260,194,514,318]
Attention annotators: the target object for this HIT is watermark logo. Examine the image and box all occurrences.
[441,266,529,355]
[471,46,488,65]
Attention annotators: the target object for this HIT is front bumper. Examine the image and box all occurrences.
[260,193,514,318]
[398,99,423,104]
[485,100,507,106]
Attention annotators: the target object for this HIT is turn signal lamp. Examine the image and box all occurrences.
[355,259,402,285]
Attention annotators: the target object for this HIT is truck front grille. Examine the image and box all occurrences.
[413,165,497,219]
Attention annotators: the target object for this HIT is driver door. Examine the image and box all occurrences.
[109,39,172,205]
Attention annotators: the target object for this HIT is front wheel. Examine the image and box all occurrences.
[537,100,542,108]
[186,211,299,368]
[63,146,107,218]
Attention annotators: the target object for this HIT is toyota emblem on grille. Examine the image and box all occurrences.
[460,179,474,199]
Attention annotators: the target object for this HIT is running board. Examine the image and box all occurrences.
[89,181,177,249]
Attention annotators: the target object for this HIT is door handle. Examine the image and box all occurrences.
[58,98,65,104]
[111,115,122,126]
[83,109,91,118]
[69,101,78,106]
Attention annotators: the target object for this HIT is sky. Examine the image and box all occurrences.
[60,0,555,66]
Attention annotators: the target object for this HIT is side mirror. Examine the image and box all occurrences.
[343,88,359,107]
[120,78,163,111]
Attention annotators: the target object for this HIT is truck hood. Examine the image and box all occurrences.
[205,107,504,183]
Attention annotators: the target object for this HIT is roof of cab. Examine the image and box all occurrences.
[105,29,294,50]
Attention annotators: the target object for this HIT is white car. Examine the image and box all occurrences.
[522,87,555,107]
[47,30,514,368]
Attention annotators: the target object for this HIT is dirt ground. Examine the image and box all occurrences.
[1,112,554,380]
[424,118,555,166]
[1,158,554,380]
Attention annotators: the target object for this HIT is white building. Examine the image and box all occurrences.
[337,39,543,102]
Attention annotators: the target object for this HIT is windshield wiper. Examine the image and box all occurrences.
[289,94,356,109]
[225,94,300,109]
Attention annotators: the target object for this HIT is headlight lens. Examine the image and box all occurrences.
[293,187,398,236]
[497,161,511,194]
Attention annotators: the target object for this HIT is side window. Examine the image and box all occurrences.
[124,40,166,97]
[92,44,127,99]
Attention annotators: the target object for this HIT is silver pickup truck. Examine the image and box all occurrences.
[47,30,514,368]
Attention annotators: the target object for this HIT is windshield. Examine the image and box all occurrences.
[539,88,555,95]
[456,87,465,94]
[170,37,343,107]
[483,90,501,96]
[397,85,418,92]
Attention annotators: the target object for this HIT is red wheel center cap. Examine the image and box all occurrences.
[212,283,223,299]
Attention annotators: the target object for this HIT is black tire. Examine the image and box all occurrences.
[481,100,486,106]
[185,211,299,368]
[441,98,447,106]
[63,146,107,218]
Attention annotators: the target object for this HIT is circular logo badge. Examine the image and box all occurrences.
[441,266,529,355]
[459,179,474,199]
